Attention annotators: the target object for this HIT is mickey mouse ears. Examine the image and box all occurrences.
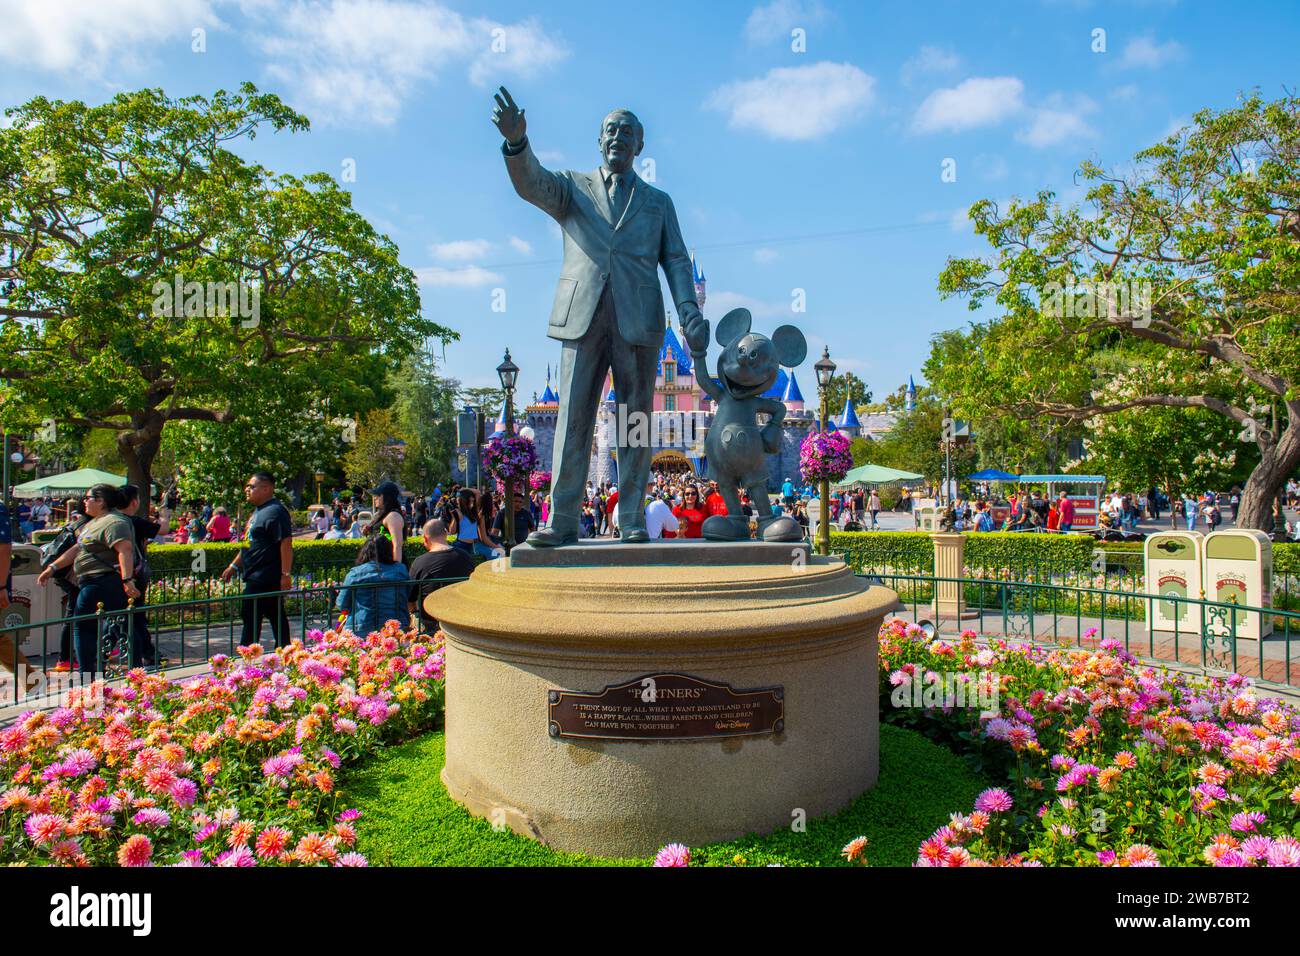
[714,308,807,368]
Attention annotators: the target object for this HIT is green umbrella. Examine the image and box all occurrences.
[11,467,127,499]
[836,463,924,487]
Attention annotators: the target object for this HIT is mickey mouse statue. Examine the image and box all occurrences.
[682,307,807,542]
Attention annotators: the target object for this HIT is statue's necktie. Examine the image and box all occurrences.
[607,173,624,221]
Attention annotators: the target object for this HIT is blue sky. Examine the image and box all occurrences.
[2,0,1296,402]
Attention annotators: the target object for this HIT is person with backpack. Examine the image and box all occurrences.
[43,509,89,672]
[36,484,140,675]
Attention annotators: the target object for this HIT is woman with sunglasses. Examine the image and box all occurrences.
[671,483,707,539]
[36,483,140,674]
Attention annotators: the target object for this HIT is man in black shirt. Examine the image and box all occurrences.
[122,485,160,665]
[221,472,294,647]
[491,492,536,548]
[408,519,474,633]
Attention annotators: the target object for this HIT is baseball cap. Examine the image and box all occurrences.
[370,480,401,497]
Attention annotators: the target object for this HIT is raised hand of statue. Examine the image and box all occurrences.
[680,303,708,354]
[492,86,527,147]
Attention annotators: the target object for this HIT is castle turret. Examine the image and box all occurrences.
[836,395,861,440]
[905,375,917,412]
[691,252,706,311]
[782,371,805,412]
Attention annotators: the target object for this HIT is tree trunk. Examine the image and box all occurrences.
[116,413,164,517]
[1236,411,1300,532]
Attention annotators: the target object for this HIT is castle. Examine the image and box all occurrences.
[460,257,896,491]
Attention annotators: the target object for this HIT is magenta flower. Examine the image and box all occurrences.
[973,788,1013,813]
[653,843,691,867]
[1229,811,1267,833]
[131,808,171,829]
[798,430,852,483]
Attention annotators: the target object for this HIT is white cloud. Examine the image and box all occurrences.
[1016,94,1098,148]
[0,0,221,78]
[535,149,566,165]
[912,76,1025,134]
[900,45,960,86]
[1110,83,1139,101]
[467,16,568,87]
[753,247,779,264]
[416,264,502,288]
[255,1,567,126]
[705,61,876,141]
[743,0,828,45]
[949,207,972,232]
[430,238,492,262]
[1119,36,1184,70]
[508,236,533,256]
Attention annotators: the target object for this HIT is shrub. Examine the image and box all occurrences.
[0,621,445,867]
[830,531,1096,576]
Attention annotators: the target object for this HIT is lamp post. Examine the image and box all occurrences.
[496,348,520,555]
[314,470,325,506]
[814,346,837,557]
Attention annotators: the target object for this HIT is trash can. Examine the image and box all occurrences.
[1144,531,1203,633]
[1204,529,1273,639]
[6,544,62,659]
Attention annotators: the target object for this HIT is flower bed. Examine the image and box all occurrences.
[0,621,445,866]
[877,618,1300,866]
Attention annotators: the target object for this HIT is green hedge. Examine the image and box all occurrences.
[830,531,1096,575]
[147,537,430,577]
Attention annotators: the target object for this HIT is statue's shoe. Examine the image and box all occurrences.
[526,527,578,548]
[701,514,751,541]
[620,527,649,543]
[758,514,803,542]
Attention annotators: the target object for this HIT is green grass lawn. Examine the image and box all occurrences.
[343,723,989,866]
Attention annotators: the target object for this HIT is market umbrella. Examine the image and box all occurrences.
[966,469,1019,482]
[837,463,923,486]
[11,467,127,499]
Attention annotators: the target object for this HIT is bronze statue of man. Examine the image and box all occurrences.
[492,86,706,546]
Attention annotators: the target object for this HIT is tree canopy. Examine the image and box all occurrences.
[0,83,453,505]
[928,93,1300,530]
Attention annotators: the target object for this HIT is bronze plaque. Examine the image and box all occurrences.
[548,673,784,741]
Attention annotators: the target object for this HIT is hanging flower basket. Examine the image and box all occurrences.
[529,470,551,492]
[482,434,537,482]
[799,430,852,483]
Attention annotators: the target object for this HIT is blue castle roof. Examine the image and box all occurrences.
[782,371,804,403]
[838,396,861,429]
[539,364,558,405]
[660,324,693,376]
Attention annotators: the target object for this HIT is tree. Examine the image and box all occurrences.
[931,94,1300,530]
[172,404,341,510]
[342,408,407,492]
[867,394,975,486]
[821,370,872,422]
[388,351,459,493]
[0,84,453,509]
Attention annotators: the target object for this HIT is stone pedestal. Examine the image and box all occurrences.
[931,532,973,621]
[427,542,897,858]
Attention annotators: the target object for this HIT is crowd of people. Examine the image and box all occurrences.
[4,468,1300,677]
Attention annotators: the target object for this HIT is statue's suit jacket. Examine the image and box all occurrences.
[502,139,698,348]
